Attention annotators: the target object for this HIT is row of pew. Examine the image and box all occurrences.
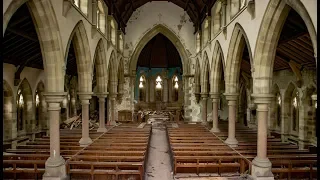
[3,123,152,180]
[214,121,317,180]
[167,123,251,177]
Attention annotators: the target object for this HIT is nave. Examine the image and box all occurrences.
[3,117,317,180]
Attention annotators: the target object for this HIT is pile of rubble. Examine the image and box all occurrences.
[61,110,99,130]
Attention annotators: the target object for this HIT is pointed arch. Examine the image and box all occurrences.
[108,50,118,95]
[35,81,46,129]
[194,58,201,94]
[4,0,65,92]
[210,41,225,94]
[65,20,92,93]
[93,39,107,93]
[129,24,190,75]
[225,23,254,94]
[3,80,15,140]
[201,52,210,94]
[117,57,125,101]
[253,0,317,94]
[17,78,33,133]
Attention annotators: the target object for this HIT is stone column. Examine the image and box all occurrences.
[42,92,68,180]
[150,80,155,102]
[210,93,220,132]
[146,80,149,102]
[251,94,274,179]
[71,97,77,117]
[163,78,168,102]
[168,80,173,102]
[200,93,208,124]
[224,93,239,147]
[247,108,251,124]
[78,92,93,147]
[96,93,108,132]
[221,0,227,28]
[109,93,117,125]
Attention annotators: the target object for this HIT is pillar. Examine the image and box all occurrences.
[200,93,208,124]
[210,93,220,132]
[251,94,274,179]
[221,0,227,28]
[96,93,108,132]
[109,93,117,125]
[78,92,93,147]
[42,92,68,180]
[224,93,238,147]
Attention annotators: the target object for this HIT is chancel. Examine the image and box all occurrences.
[2,0,317,180]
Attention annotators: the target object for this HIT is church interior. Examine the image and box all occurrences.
[2,0,317,179]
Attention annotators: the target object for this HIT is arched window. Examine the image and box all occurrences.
[35,90,40,127]
[240,0,246,9]
[155,76,163,101]
[291,89,299,132]
[17,88,24,131]
[96,0,106,33]
[73,0,88,15]
[172,76,179,102]
[139,75,146,102]
[119,34,123,52]
[110,19,116,45]
[276,93,281,127]
[196,32,201,53]
[202,19,209,46]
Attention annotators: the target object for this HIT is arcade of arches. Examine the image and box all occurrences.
[2,0,317,179]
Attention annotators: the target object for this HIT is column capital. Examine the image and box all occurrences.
[109,93,118,99]
[78,92,93,100]
[200,93,208,99]
[209,93,220,100]
[95,92,108,99]
[43,92,67,104]
[224,93,239,101]
[251,94,274,104]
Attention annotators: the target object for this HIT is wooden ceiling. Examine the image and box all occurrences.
[104,0,216,33]
[137,33,182,68]
[241,8,316,76]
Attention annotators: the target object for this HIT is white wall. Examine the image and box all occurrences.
[124,1,195,58]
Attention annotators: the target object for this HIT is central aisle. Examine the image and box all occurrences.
[145,119,174,180]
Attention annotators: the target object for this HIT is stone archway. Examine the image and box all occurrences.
[3,80,15,140]
[65,20,92,93]
[4,0,65,92]
[253,0,317,94]
[210,41,225,94]
[35,81,46,130]
[129,24,190,75]
[194,58,201,103]
[92,39,108,94]
[225,23,254,94]
[17,78,33,135]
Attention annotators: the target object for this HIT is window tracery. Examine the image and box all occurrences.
[17,88,24,131]
[96,0,106,33]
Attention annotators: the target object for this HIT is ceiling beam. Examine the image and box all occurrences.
[8,16,29,28]
[7,27,37,42]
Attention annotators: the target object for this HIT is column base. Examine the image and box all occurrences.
[79,137,93,147]
[250,157,274,179]
[281,134,289,142]
[109,120,117,126]
[210,127,220,133]
[43,156,69,180]
[97,127,108,132]
[225,137,238,148]
[201,121,208,126]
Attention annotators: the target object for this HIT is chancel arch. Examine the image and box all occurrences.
[133,32,183,111]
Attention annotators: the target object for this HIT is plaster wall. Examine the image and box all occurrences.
[124,2,195,59]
